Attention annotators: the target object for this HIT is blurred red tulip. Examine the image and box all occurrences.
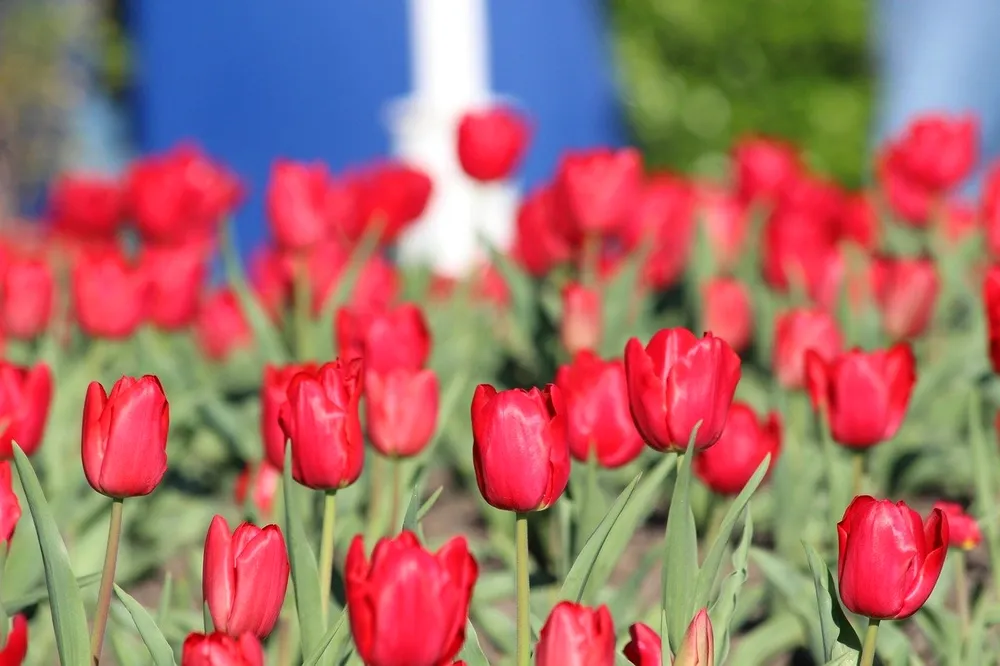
[260,362,318,469]
[335,303,431,375]
[197,289,253,361]
[348,161,432,244]
[985,268,1000,373]
[838,496,948,619]
[772,308,843,390]
[279,360,365,490]
[234,461,280,519]
[560,282,601,355]
[762,203,839,294]
[933,501,982,550]
[626,174,697,290]
[303,242,399,316]
[838,192,880,250]
[366,368,439,458]
[71,248,147,338]
[346,531,477,666]
[512,185,571,276]
[535,601,615,666]
[203,515,289,638]
[805,344,916,448]
[471,384,570,512]
[624,328,741,452]
[984,165,1000,257]
[457,106,531,182]
[555,351,644,468]
[555,147,642,238]
[49,173,123,239]
[0,615,27,665]
[0,462,20,548]
[141,242,209,330]
[266,160,344,250]
[945,201,979,245]
[249,247,291,319]
[870,256,940,340]
[428,264,510,309]
[698,184,750,271]
[623,622,661,666]
[694,403,781,495]
[0,255,54,339]
[181,632,263,666]
[732,136,801,207]
[702,277,753,353]
[0,360,52,458]
[82,375,169,497]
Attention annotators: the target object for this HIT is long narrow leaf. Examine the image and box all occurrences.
[303,610,350,666]
[663,449,699,654]
[114,584,177,666]
[282,451,325,655]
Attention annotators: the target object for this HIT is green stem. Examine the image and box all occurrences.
[293,256,313,361]
[515,513,530,666]
[955,550,971,641]
[368,455,385,535]
[318,491,337,627]
[859,618,881,666]
[90,498,124,666]
[390,457,401,532]
[852,451,866,498]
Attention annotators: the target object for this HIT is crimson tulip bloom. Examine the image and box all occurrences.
[366,368,438,458]
[71,248,148,339]
[203,515,289,639]
[838,496,948,620]
[457,106,531,182]
[266,160,341,250]
[838,192,880,250]
[560,282,601,355]
[805,344,916,448]
[303,242,399,316]
[511,185,571,277]
[0,462,21,548]
[260,362,317,469]
[772,308,843,390]
[197,289,252,361]
[870,256,939,340]
[0,360,52,458]
[624,328,741,452]
[933,501,982,550]
[624,610,714,666]
[1,256,54,339]
[49,173,123,239]
[555,147,642,237]
[471,384,570,512]
[348,161,433,244]
[82,376,169,498]
[694,403,780,496]
[762,204,840,295]
[732,136,801,207]
[702,277,754,353]
[140,242,209,330]
[0,615,27,665]
[698,184,750,271]
[234,461,280,520]
[624,175,696,290]
[984,164,1000,257]
[346,531,477,666]
[535,602,615,666]
[181,632,263,666]
[554,351,644,468]
[335,303,431,375]
[983,267,1000,373]
[623,622,661,666]
[278,359,364,490]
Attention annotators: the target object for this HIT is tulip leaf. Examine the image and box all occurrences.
[415,486,444,523]
[709,506,753,665]
[303,609,350,666]
[2,571,102,613]
[570,455,611,557]
[485,241,537,337]
[457,619,491,666]
[600,245,649,357]
[113,584,177,666]
[282,452,325,656]
[663,448,699,655]
[12,443,91,666]
[156,573,173,625]
[804,543,861,659]
[969,391,1000,580]
[727,612,804,666]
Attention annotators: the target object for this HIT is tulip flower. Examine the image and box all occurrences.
[762,203,840,295]
[0,615,28,665]
[772,308,843,389]
[838,496,948,620]
[0,360,53,459]
[181,632,263,666]
[984,267,1000,374]
[560,282,601,355]
[694,403,781,496]
[933,501,982,550]
[623,622,661,666]
[365,368,439,458]
[347,161,433,244]
[233,461,280,520]
[698,184,750,271]
[335,303,431,376]
[511,185,571,277]
[49,173,123,239]
[805,344,916,448]
[266,159,339,250]
[71,247,148,339]
[457,106,531,182]
[260,362,317,470]
[555,147,643,238]
[732,136,801,207]
[702,278,753,354]
[838,192,880,251]
[278,359,364,490]
[82,375,169,498]
[1,256,54,339]
[471,384,570,512]
[535,601,615,666]
[625,175,697,290]
[140,242,209,330]
[346,531,477,666]
[304,242,399,316]
[870,256,939,340]
[984,165,1000,258]
[0,462,21,548]
[554,351,644,468]
[624,328,741,452]
[203,515,289,639]
[675,609,715,666]
[197,289,253,361]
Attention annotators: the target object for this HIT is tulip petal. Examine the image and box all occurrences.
[81,381,110,489]
[203,516,235,634]
[228,525,289,637]
[881,343,916,440]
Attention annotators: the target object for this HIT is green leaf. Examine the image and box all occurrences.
[709,506,753,664]
[571,456,611,556]
[457,620,491,666]
[156,574,173,625]
[804,544,861,658]
[415,486,444,524]
[2,572,102,613]
[969,391,1000,582]
[663,448,699,655]
[113,584,177,666]
[317,225,383,359]
[727,612,804,666]
[303,610,350,666]
[486,242,537,336]
[599,246,649,357]
[12,443,90,666]
[282,451,325,655]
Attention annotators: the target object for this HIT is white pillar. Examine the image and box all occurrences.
[387,0,519,277]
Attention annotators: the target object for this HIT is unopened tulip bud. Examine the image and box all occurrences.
[675,609,714,666]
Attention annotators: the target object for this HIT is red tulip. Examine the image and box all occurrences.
[675,609,715,666]
[348,161,432,244]
[181,632,263,666]
[772,308,843,390]
[335,303,431,375]
[82,376,169,498]
[346,531,477,666]
[554,351,644,468]
[512,185,571,276]
[941,201,979,245]
[1,255,54,339]
[366,368,439,458]
[71,247,148,339]
[624,328,741,452]
[197,289,252,361]
[694,403,780,495]
[266,160,340,250]
[837,192,880,250]
[560,282,601,355]
[984,165,1000,257]
[555,147,642,237]
[933,501,982,550]
[49,173,123,239]
[234,461,280,519]
[203,515,289,638]
[702,277,753,353]
[878,113,978,225]
[260,362,317,469]
[471,384,570,512]
[838,496,948,619]
[278,359,364,490]
[302,242,400,316]
[698,184,750,271]
[985,267,1000,373]
[732,136,801,207]
[140,242,208,330]
[623,622,661,666]
[535,601,615,666]
[870,256,939,340]
[0,360,52,458]
[805,344,916,448]
[457,106,531,182]
[0,462,21,548]
[627,175,697,290]
[761,203,839,294]
[0,615,28,665]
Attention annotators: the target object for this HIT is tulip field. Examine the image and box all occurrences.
[0,108,995,666]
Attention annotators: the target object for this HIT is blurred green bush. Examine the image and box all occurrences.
[611,0,872,186]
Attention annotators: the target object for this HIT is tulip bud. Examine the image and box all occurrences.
[984,268,1000,374]
[535,601,616,666]
[71,248,148,339]
[675,609,715,666]
[348,161,433,245]
[366,368,439,458]
[203,515,289,639]
[626,176,696,290]
[0,615,28,665]
[512,185,571,277]
[554,351,644,468]
[733,137,801,207]
[197,289,253,361]
[266,160,337,251]
[772,308,843,389]
[1,256,54,339]
[335,303,431,376]
[933,501,982,550]
[346,531,477,666]
[50,173,123,239]
[560,282,601,355]
[260,362,318,470]
[694,403,780,496]
[456,106,531,182]
[82,376,169,498]
[698,185,750,271]
[624,328,741,452]
[471,384,570,512]
[0,360,53,458]
[181,632,263,666]
[838,496,948,619]
[0,462,21,548]
[871,256,939,340]
[141,243,209,330]
[805,344,916,448]
[555,148,643,237]
[623,622,661,666]
[279,359,364,490]
[233,462,280,520]
[702,278,753,353]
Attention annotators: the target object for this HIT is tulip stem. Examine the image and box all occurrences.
[851,452,866,498]
[955,550,971,640]
[859,618,880,666]
[318,490,336,627]
[515,512,530,666]
[90,498,124,666]
[390,457,401,532]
